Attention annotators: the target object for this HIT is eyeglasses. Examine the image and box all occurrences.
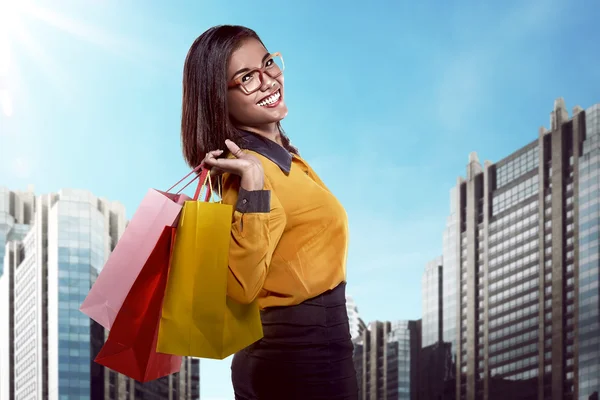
[227,52,285,95]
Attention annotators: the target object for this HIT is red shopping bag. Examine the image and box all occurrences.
[94,226,182,382]
[81,167,211,330]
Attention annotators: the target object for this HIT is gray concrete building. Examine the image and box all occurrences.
[452,99,600,400]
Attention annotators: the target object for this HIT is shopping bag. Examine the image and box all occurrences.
[95,226,182,382]
[80,167,210,330]
[156,172,264,359]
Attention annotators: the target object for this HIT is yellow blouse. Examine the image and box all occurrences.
[221,131,349,309]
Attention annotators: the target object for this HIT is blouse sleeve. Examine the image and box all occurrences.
[221,172,286,304]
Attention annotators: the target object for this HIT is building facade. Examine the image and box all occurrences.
[422,256,443,348]
[420,255,456,399]
[0,187,35,400]
[0,187,200,400]
[346,295,366,340]
[452,99,600,400]
[0,186,35,277]
[353,320,420,400]
[443,186,460,370]
[577,103,600,400]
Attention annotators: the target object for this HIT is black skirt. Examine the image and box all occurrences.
[231,282,359,400]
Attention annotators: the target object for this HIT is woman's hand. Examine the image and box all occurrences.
[202,139,265,191]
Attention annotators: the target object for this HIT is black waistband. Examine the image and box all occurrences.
[259,282,348,327]
[299,282,346,307]
[262,282,347,313]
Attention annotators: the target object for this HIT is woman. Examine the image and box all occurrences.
[180,25,358,400]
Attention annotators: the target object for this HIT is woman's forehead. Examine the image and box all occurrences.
[228,39,268,71]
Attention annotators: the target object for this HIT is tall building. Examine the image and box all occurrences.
[420,256,456,399]
[577,103,600,400]
[353,320,420,400]
[0,187,200,400]
[443,186,460,371]
[346,295,366,340]
[422,256,443,347]
[451,99,600,400]
[0,187,35,400]
[418,341,455,400]
[0,186,35,276]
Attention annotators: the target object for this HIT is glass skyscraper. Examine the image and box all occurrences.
[0,187,200,400]
[353,320,420,400]
[47,189,123,399]
[346,295,365,340]
[420,256,456,399]
[450,99,600,400]
[443,186,460,368]
[422,256,443,348]
[577,104,600,399]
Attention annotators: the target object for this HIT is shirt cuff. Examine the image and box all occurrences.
[235,188,271,213]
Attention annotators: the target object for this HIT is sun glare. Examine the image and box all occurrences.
[0,0,20,117]
[0,0,21,45]
[0,0,141,118]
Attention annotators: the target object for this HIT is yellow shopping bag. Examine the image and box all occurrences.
[157,171,264,359]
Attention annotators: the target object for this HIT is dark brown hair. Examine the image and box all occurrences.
[181,25,297,169]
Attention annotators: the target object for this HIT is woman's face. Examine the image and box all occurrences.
[226,38,288,128]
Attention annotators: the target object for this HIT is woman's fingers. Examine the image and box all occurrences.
[204,156,251,175]
[203,141,262,178]
[225,140,245,159]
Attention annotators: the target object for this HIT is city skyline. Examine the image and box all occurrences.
[0,187,200,399]
[417,100,600,400]
[352,99,600,399]
[1,1,599,398]
[349,99,600,400]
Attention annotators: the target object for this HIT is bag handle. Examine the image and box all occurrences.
[165,165,222,203]
[165,164,203,194]
[192,170,223,203]
[192,169,210,201]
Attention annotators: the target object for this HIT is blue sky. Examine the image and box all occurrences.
[0,0,599,398]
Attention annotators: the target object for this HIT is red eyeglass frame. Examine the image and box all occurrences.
[227,52,284,94]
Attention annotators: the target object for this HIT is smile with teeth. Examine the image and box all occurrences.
[257,90,281,107]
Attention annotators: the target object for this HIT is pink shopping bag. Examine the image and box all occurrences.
[80,167,211,330]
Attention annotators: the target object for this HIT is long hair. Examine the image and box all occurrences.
[181,25,297,169]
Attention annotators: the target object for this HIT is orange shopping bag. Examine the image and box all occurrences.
[157,172,263,359]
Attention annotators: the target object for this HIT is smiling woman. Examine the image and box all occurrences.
[180,25,359,400]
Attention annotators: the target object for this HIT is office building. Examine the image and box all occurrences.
[0,186,35,277]
[0,187,200,400]
[0,186,35,400]
[422,256,443,348]
[353,320,420,400]
[420,256,455,399]
[346,295,366,340]
[418,340,455,400]
[451,99,600,400]
[443,186,460,371]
